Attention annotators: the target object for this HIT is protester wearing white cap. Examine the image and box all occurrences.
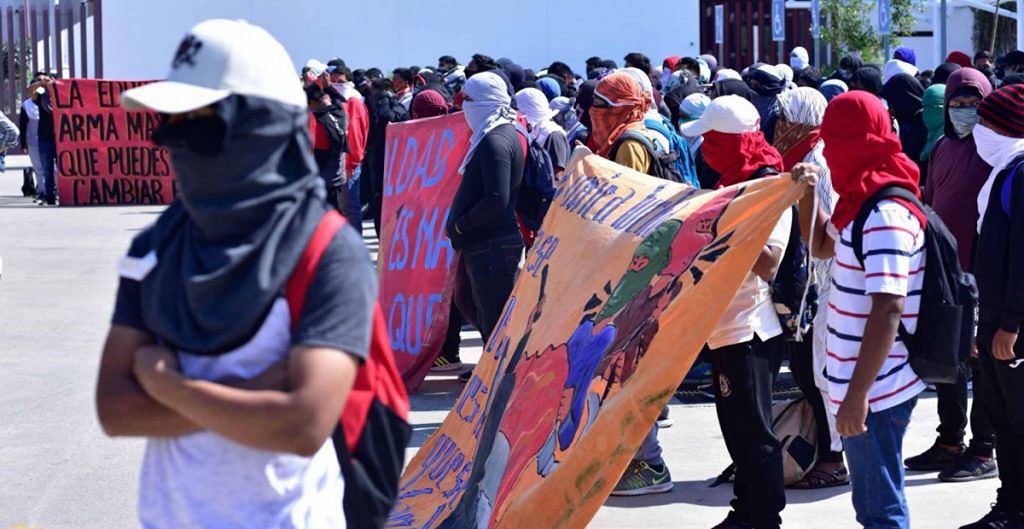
[791,46,810,71]
[682,94,792,529]
[104,18,376,529]
[122,20,306,114]
[714,68,742,82]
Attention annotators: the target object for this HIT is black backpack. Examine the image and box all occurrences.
[517,136,557,231]
[772,205,817,340]
[609,130,686,183]
[851,187,978,385]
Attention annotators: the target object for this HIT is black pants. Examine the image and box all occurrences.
[788,338,844,464]
[456,236,523,343]
[976,325,1024,512]
[711,336,786,529]
[934,358,997,457]
[439,303,463,361]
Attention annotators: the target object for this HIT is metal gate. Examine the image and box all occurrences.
[700,0,815,70]
[0,0,103,119]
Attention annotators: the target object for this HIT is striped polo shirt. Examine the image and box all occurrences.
[825,199,928,414]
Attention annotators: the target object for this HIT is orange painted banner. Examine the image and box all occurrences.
[388,147,803,529]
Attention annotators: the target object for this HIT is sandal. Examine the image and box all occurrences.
[790,465,850,489]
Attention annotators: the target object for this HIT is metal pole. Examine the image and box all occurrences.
[1018,0,1024,51]
[754,25,760,63]
[940,0,947,59]
[826,12,832,63]
[884,35,890,63]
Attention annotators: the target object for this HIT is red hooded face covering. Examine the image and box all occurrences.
[821,91,923,230]
[701,129,784,188]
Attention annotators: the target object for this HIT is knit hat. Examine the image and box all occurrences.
[978,84,1024,138]
[893,47,916,66]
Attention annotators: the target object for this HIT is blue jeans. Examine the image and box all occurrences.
[38,141,56,203]
[342,166,363,233]
[843,397,918,529]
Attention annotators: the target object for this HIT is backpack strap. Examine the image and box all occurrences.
[609,129,658,162]
[850,186,922,265]
[1000,159,1024,216]
[286,210,347,329]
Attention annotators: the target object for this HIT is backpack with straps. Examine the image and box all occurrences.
[285,210,411,529]
[711,397,818,488]
[644,115,700,187]
[851,187,978,385]
[772,205,817,341]
[609,129,686,183]
[517,136,558,231]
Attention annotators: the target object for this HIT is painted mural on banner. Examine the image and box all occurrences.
[388,147,803,529]
[52,79,175,206]
[377,113,469,391]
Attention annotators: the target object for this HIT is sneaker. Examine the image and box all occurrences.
[939,454,998,483]
[959,504,1024,529]
[430,354,463,373]
[657,406,674,428]
[458,370,472,383]
[905,442,965,471]
[609,461,673,496]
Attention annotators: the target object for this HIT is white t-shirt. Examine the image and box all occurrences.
[707,209,792,349]
[825,199,927,414]
[138,299,346,529]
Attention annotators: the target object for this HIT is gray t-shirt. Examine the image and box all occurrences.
[112,225,376,359]
[111,226,376,529]
[544,130,570,171]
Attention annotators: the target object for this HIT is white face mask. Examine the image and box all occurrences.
[973,124,1018,167]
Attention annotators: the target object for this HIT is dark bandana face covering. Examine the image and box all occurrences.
[137,95,329,355]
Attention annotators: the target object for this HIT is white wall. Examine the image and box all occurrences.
[101,0,701,80]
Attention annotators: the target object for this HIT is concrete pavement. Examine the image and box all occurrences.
[0,172,1000,529]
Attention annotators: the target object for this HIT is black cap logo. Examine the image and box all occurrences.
[172,35,203,69]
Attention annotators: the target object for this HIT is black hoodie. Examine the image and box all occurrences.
[976,151,1024,350]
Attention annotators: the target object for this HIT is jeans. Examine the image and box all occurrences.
[455,235,523,343]
[635,424,663,466]
[976,324,1024,512]
[711,336,786,528]
[341,166,363,233]
[843,397,918,529]
[38,141,56,203]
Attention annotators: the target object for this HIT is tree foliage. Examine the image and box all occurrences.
[820,0,921,64]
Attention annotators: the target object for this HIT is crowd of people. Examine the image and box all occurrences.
[294,43,1024,529]
[87,16,1024,529]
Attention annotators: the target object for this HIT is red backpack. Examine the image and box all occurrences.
[286,210,411,529]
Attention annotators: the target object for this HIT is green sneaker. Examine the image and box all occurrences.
[610,461,673,496]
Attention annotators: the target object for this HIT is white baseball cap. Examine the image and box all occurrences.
[678,95,761,137]
[122,19,305,114]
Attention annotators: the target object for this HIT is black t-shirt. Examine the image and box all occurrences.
[111,225,377,360]
[447,123,525,250]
